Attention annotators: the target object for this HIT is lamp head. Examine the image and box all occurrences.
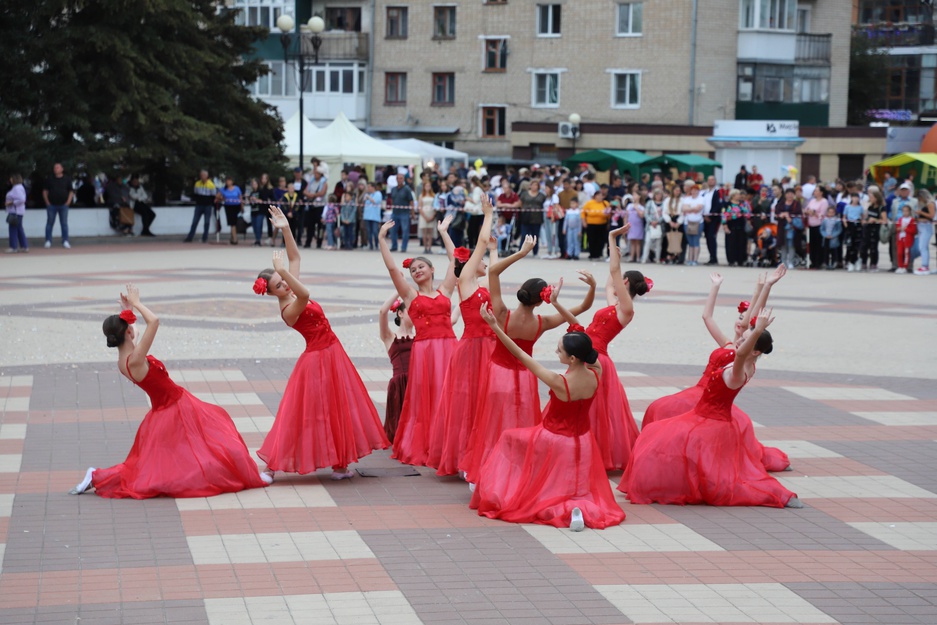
[568,113,581,126]
[308,15,325,33]
[276,14,295,32]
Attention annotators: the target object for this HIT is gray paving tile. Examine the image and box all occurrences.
[0,600,209,625]
[818,440,937,495]
[787,582,937,625]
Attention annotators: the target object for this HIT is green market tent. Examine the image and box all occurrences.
[641,154,723,177]
[562,149,650,180]
[869,152,937,188]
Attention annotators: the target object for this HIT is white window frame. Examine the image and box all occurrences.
[233,0,289,31]
[250,60,296,97]
[796,5,810,33]
[529,68,565,107]
[739,0,795,31]
[607,69,641,109]
[616,3,643,37]
[536,4,561,37]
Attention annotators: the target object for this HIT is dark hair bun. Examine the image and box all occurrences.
[624,270,648,297]
[102,315,128,348]
[517,278,548,305]
[562,332,598,364]
[106,334,121,348]
[755,329,773,355]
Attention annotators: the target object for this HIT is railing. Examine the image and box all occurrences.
[301,31,369,61]
[853,22,935,47]
[795,33,832,64]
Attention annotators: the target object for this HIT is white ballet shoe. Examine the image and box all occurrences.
[468,482,476,492]
[783,465,794,472]
[260,471,274,485]
[69,467,96,495]
[330,469,355,481]
[785,496,804,509]
[569,507,585,532]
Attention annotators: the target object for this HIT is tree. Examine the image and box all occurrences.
[847,31,891,126]
[0,0,285,200]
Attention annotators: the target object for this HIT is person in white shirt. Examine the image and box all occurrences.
[680,185,706,265]
[801,176,817,202]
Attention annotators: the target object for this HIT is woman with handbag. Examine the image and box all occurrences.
[641,188,663,263]
[680,184,706,265]
[722,189,752,267]
[5,174,28,253]
[662,185,685,264]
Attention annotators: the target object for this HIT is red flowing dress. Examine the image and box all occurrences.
[427,287,498,476]
[92,355,266,499]
[621,365,796,508]
[384,336,413,443]
[583,305,640,470]
[642,344,790,472]
[258,301,388,473]
[472,372,626,529]
[460,312,544,483]
[391,291,457,466]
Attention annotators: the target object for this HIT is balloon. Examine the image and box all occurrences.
[474,158,484,171]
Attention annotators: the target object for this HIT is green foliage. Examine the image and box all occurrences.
[847,31,891,126]
[0,0,285,195]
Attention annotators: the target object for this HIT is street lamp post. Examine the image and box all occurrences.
[568,112,581,158]
[277,14,325,169]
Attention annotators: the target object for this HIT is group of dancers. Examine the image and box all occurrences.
[71,198,800,530]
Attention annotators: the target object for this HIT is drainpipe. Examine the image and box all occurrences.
[688,0,699,125]
[366,0,376,131]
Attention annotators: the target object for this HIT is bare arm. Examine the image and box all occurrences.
[379,293,398,350]
[607,226,635,327]
[751,264,786,319]
[436,214,455,261]
[727,308,773,389]
[702,272,730,346]
[123,285,160,381]
[379,221,418,304]
[488,235,536,319]
[604,274,617,307]
[268,206,301,277]
[459,195,495,295]
[542,271,597,330]
[273,251,311,326]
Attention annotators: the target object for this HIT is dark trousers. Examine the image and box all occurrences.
[341,223,357,249]
[704,217,720,263]
[466,214,484,248]
[822,239,842,267]
[556,220,568,258]
[808,225,823,268]
[845,222,862,264]
[290,205,305,242]
[304,205,323,247]
[519,222,542,255]
[724,221,747,265]
[585,223,606,259]
[861,223,879,266]
[133,202,156,234]
[186,204,213,242]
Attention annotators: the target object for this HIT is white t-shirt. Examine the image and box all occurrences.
[681,196,705,223]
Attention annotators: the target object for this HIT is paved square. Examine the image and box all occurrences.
[1,240,936,624]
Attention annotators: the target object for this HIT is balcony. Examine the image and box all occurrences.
[795,33,831,65]
[853,23,936,47]
[301,31,369,61]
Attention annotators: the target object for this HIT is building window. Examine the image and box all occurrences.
[433,6,456,39]
[740,0,795,30]
[325,7,362,31]
[386,6,408,38]
[736,63,830,104]
[612,72,640,107]
[432,73,456,105]
[858,0,928,24]
[485,0,507,4]
[617,3,643,35]
[250,61,296,97]
[385,72,407,104]
[537,4,561,36]
[484,39,508,72]
[482,107,506,137]
[233,0,288,29]
[302,62,366,94]
[532,72,560,107]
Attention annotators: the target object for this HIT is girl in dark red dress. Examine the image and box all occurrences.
[428,195,500,476]
[379,293,415,443]
[576,224,646,470]
[460,235,597,484]
[379,218,458,467]
[642,267,790,472]
[622,309,802,508]
[70,285,268,498]
[472,313,626,530]
[255,207,388,480]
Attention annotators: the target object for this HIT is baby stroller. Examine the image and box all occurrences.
[752,224,778,267]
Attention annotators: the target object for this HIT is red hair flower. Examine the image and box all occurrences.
[738,300,751,314]
[390,299,402,313]
[567,323,585,333]
[750,316,757,328]
[253,277,268,295]
[453,247,471,263]
[119,310,137,324]
[645,277,654,292]
[402,258,413,269]
[540,286,553,303]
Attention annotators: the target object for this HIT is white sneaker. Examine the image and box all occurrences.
[847,264,854,272]
[569,507,585,532]
[63,241,71,249]
[914,267,930,275]
[896,268,907,274]
[44,241,52,248]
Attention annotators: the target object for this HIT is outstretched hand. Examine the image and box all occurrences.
[272,250,285,272]
[577,271,596,288]
[487,235,498,251]
[268,205,289,230]
[438,214,454,233]
[767,263,787,285]
[609,224,630,240]
[125,283,140,307]
[710,272,723,286]
[379,221,394,238]
[550,277,564,304]
[755,307,774,330]
[520,235,537,255]
[481,193,493,216]
[119,292,131,310]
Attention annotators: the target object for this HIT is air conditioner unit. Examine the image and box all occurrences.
[558,122,576,139]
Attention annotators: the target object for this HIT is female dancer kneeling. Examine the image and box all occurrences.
[459,236,597,484]
[622,309,802,508]
[256,207,388,480]
[70,285,269,498]
[472,310,626,530]
[379,217,458,466]
[642,266,790,471]
[379,293,415,443]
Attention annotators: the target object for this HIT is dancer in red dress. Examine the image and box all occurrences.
[622,309,802,508]
[578,224,646,470]
[379,293,415,443]
[256,207,388,480]
[70,285,269,498]
[460,235,597,483]
[642,267,790,472]
[379,217,458,466]
[428,195,500,475]
[472,312,626,530]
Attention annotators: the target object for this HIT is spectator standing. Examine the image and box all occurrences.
[185,170,217,243]
[801,175,817,202]
[882,172,897,197]
[128,175,156,237]
[363,181,383,250]
[733,166,748,192]
[387,174,416,253]
[914,189,936,275]
[804,186,829,270]
[5,173,28,253]
[464,177,485,247]
[418,181,437,253]
[861,188,886,272]
[43,163,74,248]
[625,188,646,262]
[642,188,663,263]
[889,182,917,271]
[542,180,562,259]
[894,203,917,273]
[340,192,358,250]
[563,197,583,260]
[820,206,843,269]
[721,189,751,266]
[662,184,685,264]
[323,194,339,250]
[518,180,546,256]
[217,177,243,245]
[304,167,328,248]
[700,175,723,265]
[842,193,864,272]
[254,174,275,246]
[287,168,308,243]
[680,184,706,265]
[776,188,800,268]
[581,190,610,260]
[747,166,764,194]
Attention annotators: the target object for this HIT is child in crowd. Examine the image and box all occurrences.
[323,194,339,250]
[495,215,512,254]
[842,193,864,272]
[563,197,583,260]
[755,226,777,267]
[895,204,918,274]
[340,192,358,250]
[820,206,843,270]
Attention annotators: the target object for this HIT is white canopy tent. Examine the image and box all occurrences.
[282,111,322,167]
[383,138,469,173]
